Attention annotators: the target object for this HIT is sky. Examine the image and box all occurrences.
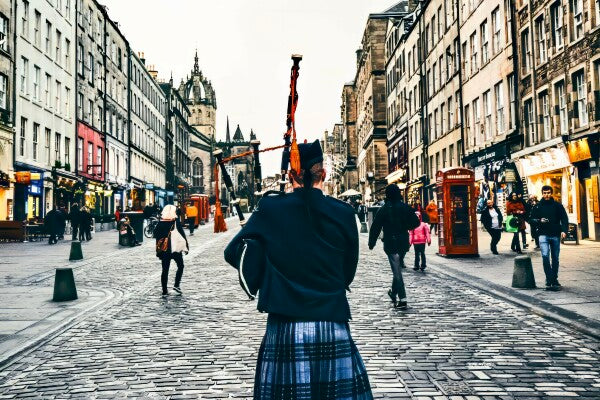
[101,0,400,175]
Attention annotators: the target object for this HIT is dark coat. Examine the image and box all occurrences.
[506,200,526,230]
[79,210,93,232]
[480,205,503,232]
[368,201,420,254]
[224,188,359,322]
[44,210,61,234]
[153,219,187,258]
[68,208,80,227]
[529,198,569,237]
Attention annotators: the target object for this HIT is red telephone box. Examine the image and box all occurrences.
[436,168,479,257]
[188,194,210,225]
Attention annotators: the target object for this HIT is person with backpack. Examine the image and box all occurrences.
[369,184,420,309]
[154,204,189,296]
[409,211,431,271]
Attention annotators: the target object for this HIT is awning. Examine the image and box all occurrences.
[339,189,362,197]
[386,168,406,184]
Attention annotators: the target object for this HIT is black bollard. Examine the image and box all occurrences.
[69,240,83,261]
[512,255,536,289]
[53,268,78,301]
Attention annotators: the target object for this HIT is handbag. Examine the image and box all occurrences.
[156,222,174,255]
[505,215,519,233]
[171,225,188,254]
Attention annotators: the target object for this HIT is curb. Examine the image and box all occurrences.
[427,262,600,340]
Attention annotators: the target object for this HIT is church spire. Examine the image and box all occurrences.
[225,116,231,142]
[194,49,199,74]
[250,129,256,140]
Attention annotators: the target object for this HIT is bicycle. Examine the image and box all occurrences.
[144,216,159,238]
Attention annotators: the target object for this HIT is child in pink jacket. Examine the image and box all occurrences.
[409,211,431,271]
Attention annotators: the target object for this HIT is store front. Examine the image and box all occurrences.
[13,170,45,222]
[406,177,425,206]
[0,171,12,220]
[385,168,407,200]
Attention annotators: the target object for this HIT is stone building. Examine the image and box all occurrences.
[340,82,358,193]
[0,0,14,220]
[355,4,407,203]
[178,52,215,197]
[103,12,129,212]
[513,0,600,240]
[14,0,76,220]
[460,0,521,214]
[129,51,166,208]
[321,125,345,196]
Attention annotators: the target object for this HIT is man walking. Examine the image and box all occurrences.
[480,200,503,254]
[530,186,569,290]
[185,202,198,236]
[68,203,80,241]
[44,207,60,244]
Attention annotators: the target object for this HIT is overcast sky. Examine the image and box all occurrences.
[101,0,400,174]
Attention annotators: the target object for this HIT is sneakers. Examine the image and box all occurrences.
[396,300,408,310]
[553,281,562,290]
[492,249,499,255]
[413,266,420,271]
[387,290,397,307]
[161,290,169,297]
[173,286,182,295]
[420,266,427,271]
[545,281,553,290]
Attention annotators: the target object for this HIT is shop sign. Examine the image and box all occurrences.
[519,145,571,177]
[566,139,592,163]
[167,191,174,196]
[15,171,42,184]
[0,172,10,188]
[476,151,496,163]
[145,183,154,190]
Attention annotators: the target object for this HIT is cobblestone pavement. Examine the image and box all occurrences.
[0,224,599,399]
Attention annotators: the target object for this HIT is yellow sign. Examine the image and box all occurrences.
[567,139,591,163]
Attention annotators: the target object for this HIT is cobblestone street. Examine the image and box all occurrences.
[1,223,599,399]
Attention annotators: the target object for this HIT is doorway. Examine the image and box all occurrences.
[585,179,597,240]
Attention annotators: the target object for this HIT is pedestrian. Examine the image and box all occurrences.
[185,202,198,236]
[409,211,431,271]
[518,193,529,248]
[79,207,92,242]
[369,184,420,309]
[57,206,66,240]
[506,192,526,254]
[154,204,188,296]
[44,207,60,244]
[143,203,153,220]
[425,199,438,235]
[412,199,430,223]
[357,200,367,223]
[527,195,540,249]
[529,186,568,290]
[68,203,80,241]
[480,199,503,254]
[224,139,372,398]
[122,216,141,247]
[115,206,122,227]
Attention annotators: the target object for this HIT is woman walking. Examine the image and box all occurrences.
[154,204,188,296]
[506,192,526,254]
[410,211,431,271]
[369,184,420,309]
[225,140,372,399]
[425,199,438,235]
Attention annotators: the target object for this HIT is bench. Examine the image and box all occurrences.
[0,221,26,242]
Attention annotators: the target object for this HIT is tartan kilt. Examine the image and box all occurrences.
[254,315,373,400]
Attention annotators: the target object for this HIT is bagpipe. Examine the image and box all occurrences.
[213,54,303,233]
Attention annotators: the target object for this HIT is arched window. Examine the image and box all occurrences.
[192,158,203,189]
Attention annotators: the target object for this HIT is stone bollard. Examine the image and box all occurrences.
[512,255,536,289]
[69,240,83,261]
[53,268,78,301]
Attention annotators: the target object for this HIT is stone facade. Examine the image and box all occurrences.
[0,0,14,220]
[341,83,358,192]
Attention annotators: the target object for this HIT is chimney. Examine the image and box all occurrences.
[148,65,158,80]
[139,52,146,65]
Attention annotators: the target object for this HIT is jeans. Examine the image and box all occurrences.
[539,235,561,284]
[387,252,407,301]
[488,229,502,252]
[71,226,78,241]
[161,252,185,292]
[413,244,426,269]
[521,229,527,246]
[511,231,521,251]
[187,217,195,234]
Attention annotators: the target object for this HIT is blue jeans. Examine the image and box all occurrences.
[387,252,407,301]
[539,235,561,284]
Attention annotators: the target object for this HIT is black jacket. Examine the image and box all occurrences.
[68,208,80,226]
[44,210,61,234]
[368,201,420,254]
[480,205,503,232]
[529,198,568,237]
[154,219,187,257]
[224,188,359,322]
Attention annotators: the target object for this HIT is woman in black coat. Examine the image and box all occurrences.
[154,204,188,296]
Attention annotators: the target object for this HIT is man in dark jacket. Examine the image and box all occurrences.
[68,203,80,241]
[480,200,503,254]
[368,185,420,309]
[529,185,569,290]
[44,207,61,244]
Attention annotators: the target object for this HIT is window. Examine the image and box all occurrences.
[492,7,502,54]
[595,0,600,26]
[96,146,102,173]
[573,70,588,126]
[55,133,61,163]
[506,0,513,40]
[0,74,6,109]
[88,53,94,83]
[65,0,71,16]
[87,142,93,173]
[21,0,29,38]
[43,73,50,106]
[55,81,61,113]
[55,30,61,63]
[432,17,437,45]
[508,74,516,128]
[521,28,531,73]
[77,138,83,171]
[20,57,28,94]
[65,87,70,118]
[441,103,446,134]
[77,44,84,75]
[33,10,41,47]
[448,96,454,128]
[433,62,438,92]
[45,128,50,163]
[32,123,39,161]
[473,98,481,146]
[33,66,40,101]
[481,21,489,64]
[538,91,551,140]
[19,118,26,157]
[551,2,564,50]
[65,39,71,71]
[495,82,505,133]
[470,32,478,73]
[97,105,101,128]
[45,20,52,57]
[77,92,83,119]
[63,136,69,167]
[87,99,92,122]
[524,99,535,144]
[555,80,568,134]
[535,16,547,63]
[572,0,583,40]
[483,91,492,139]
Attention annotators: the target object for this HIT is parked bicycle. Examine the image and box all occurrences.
[144,216,159,238]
